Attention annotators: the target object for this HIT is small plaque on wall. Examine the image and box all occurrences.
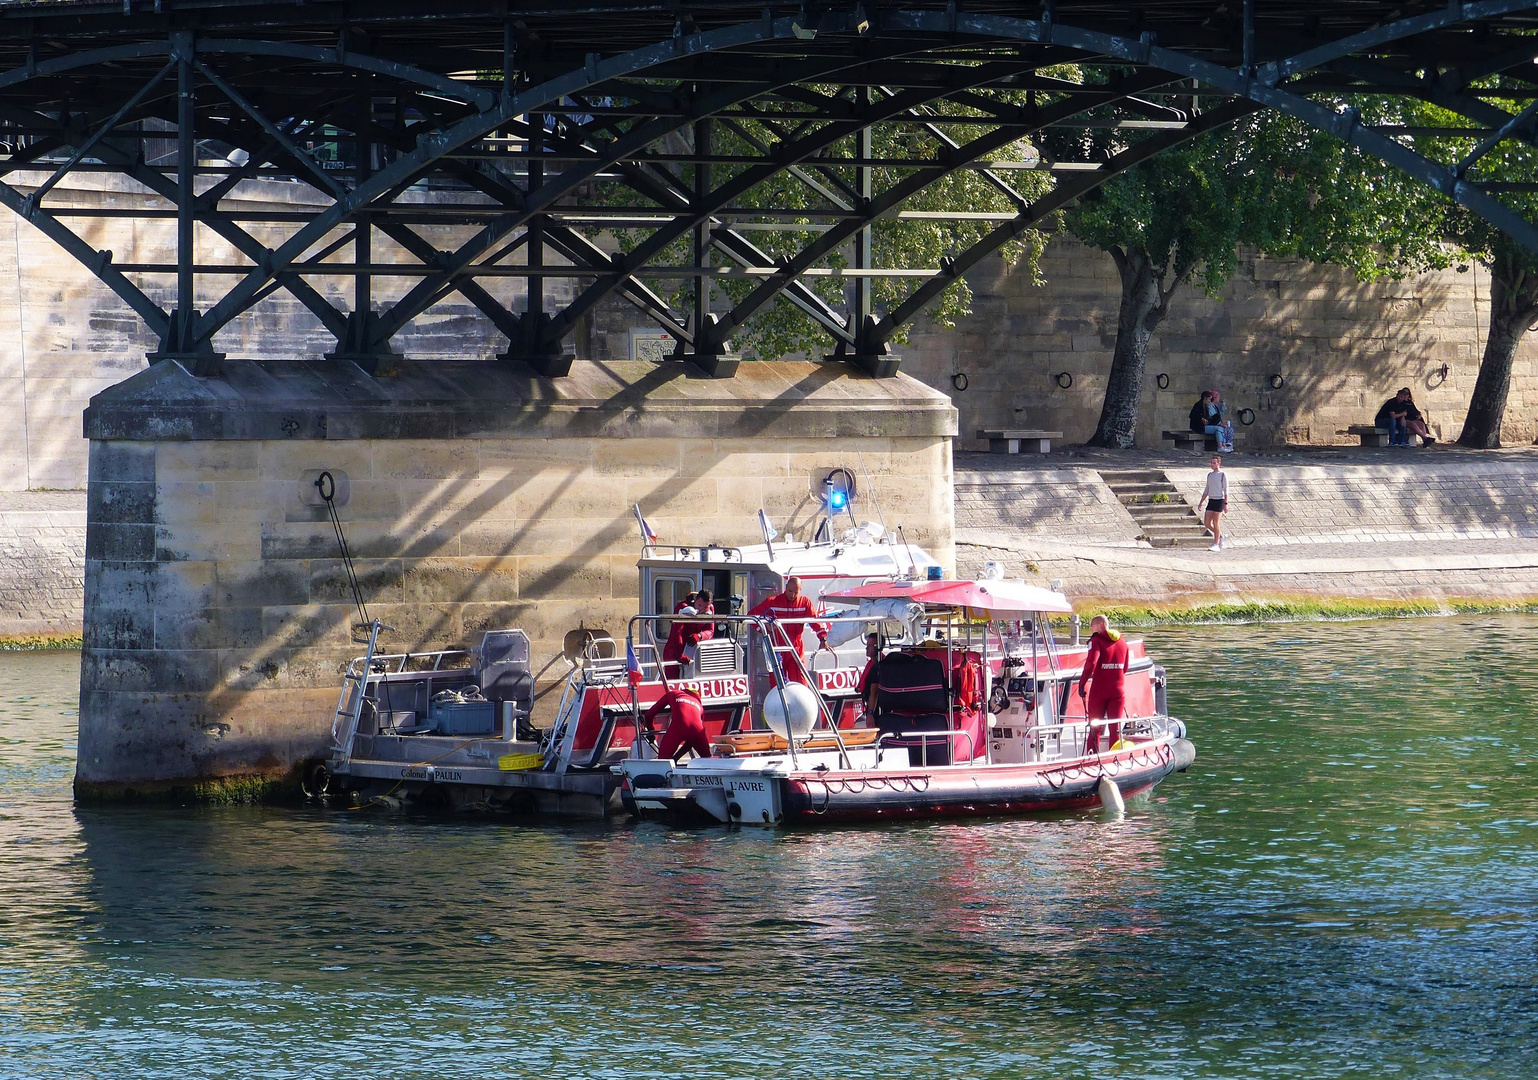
[630,329,675,363]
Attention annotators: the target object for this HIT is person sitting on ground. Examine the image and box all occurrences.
[642,684,711,761]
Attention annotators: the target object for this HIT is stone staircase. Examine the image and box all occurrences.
[1098,468,1213,548]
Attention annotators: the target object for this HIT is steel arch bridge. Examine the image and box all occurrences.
[3,1,1538,378]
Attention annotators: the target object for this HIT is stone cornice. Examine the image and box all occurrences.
[83,358,959,442]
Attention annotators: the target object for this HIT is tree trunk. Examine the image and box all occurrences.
[1088,248,1166,449]
[1458,265,1538,449]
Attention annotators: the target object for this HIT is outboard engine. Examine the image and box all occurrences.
[1152,664,1168,717]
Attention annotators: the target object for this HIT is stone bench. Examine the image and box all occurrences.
[1161,430,1206,450]
[1162,429,1245,452]
[1345,425,1390,447]
[978,428,1063,454]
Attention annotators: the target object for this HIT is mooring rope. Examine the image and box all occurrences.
[315,470,370,627]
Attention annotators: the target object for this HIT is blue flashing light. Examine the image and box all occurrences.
[828,488,848,511]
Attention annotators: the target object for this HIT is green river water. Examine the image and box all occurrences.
[0,615,1535,1078]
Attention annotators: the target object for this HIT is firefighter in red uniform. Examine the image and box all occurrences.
[747,576,827,685]
[857,632,881,718]
[1078,614,1129,753]
[643,685,711,761]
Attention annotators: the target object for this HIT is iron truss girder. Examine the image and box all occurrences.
[1,5,1538,377]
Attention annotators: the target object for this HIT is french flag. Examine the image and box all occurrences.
[626,641,643,686]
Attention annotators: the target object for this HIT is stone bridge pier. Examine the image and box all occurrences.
[76,359,956,799]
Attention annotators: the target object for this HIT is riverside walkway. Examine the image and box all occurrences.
[954,444,1538,615]
[9,444,1538,641]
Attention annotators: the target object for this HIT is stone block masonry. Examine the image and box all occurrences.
[902,236,1538,449]
[77,358,957,795]
[0,491,86,639]
[952,449,1538,613]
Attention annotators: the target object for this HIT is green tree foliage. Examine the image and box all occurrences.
[588,84,1055,360]
[1396,95,1538,447]
[1053,94,1450,448]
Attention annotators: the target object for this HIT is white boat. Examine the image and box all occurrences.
[318,492,948,815]
[615,578,1195,827]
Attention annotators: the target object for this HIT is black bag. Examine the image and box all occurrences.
[875,652,949,716]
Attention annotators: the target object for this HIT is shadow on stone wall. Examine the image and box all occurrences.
[899,236,1516,448]
[80,360,954,785]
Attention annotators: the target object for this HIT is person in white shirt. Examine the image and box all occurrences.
[1197,456,1228,551]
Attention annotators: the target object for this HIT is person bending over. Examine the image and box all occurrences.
[643,685,711,761]
[1078,615,1129,754]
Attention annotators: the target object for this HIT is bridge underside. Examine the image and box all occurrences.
[3,0,1538,379]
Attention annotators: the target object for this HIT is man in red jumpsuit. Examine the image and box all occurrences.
[1078,615,1129,754]
[748,576,827,685]
[642,685,711,761]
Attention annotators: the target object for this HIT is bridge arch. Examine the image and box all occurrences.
[0,3,1533,374]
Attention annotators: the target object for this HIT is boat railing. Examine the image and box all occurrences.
[347,647,477,683]
[879,729,976,768]
[1027,714,1181,761]
[640,543,744,563]
[624,613,885,770]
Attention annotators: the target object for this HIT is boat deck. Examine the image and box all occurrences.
[338,734,622,816]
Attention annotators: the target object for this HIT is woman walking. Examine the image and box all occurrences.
[1198,455,1228,551]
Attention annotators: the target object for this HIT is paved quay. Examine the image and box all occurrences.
[8,443,1538,641]
[952,444,1538,613]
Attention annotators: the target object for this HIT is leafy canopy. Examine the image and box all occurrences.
[1052,92,1451,295]
[589,78,1057,359]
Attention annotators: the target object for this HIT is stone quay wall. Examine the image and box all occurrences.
[77,359,956,793]
[950,449,1538,611]
[901,235,1538,450]
[0,491,87,639]
[1164,460,1538,547]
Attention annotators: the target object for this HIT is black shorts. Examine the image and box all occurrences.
[1206,498,1226,513]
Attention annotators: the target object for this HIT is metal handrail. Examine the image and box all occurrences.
[640,543,744,562]
[879,728,976,767]
[626,613,861,769]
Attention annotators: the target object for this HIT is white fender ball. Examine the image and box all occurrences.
[763,681,820,740]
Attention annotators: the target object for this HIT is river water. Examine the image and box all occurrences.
[1,616,1535,1078]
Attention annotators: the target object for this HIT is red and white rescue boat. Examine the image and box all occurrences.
[612,578,1195,827]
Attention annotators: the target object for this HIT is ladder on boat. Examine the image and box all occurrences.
[329,619,388,770]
